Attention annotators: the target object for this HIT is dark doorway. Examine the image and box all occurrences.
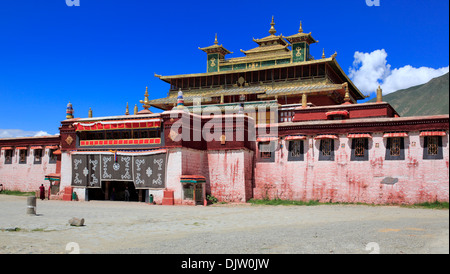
[87,181,143,202]
[108,181,139,201]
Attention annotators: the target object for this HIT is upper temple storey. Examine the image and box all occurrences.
[152,18,364,111]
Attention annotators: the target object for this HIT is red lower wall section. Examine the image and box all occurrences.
[254,132,449,204]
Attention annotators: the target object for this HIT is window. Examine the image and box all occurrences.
[319,139,335,161]
[49,149,57,164]
[34,149,43,164]
[427,136,438,155]
[423,136,443,160]
[4,150,13,164]
[351,138,369,161]
[390,137,401,156]
[122,131,131,139]
[385,137,405,160]
[288,140,304,161]
[183,184,194,200]
[19,149,28,164]
[258,141,275,162]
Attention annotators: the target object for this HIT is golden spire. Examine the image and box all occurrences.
[301,93,307,108]
[299,21,303,33]
[341,83,352,105]
[125,102,129,115]
[134,104,138,115]
[269,16,276,35]
[344,90,351,102]
[88,107,92,118]
[376,85,383,103]
[139,86,151,110]
[322,48,326,59]
[214,33,218,45]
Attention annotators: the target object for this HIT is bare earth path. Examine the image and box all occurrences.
[0,195,448,254]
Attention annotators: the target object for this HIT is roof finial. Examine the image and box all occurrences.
[88,107,92,118]
[66,102,74,119]
[376,85,383,103]
[139,86,151,110]
[269,16,276,35]
[214,33,218,45]
[177,88,185,110]
[125,102,129,115]
[299,21,303,33]
[322,48,326,59]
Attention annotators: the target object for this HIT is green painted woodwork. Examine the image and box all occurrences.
[277,58,291,65]
[220,65,232,71]
[208,53,219,72]
[233,63,246,70]
[292,42,306,62]
[261,60,276,67]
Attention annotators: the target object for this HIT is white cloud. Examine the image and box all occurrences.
[0,129,53,138]
[349,49,449,96]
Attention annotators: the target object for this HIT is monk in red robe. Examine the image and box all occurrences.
[39,184,46,200]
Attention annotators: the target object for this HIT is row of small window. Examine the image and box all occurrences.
[258,136,444,162]
[2,149,58,165]
[78,129,161,141]
[279,111,294,123]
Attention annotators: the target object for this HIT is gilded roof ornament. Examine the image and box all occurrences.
[283,20,317,45]
[376,85,383,103]
[268,16,276,35]
[322,48,326,59]
[139,86,152,110]
[125,102,129,115]
[198,34,232,55]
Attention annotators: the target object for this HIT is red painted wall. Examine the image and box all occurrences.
[254,132,449,204]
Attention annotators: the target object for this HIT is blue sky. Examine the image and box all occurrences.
[0,0,448,136]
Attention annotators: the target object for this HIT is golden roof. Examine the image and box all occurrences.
[155,57,365,101]
[148,77,348,109]
[198,33,232,55]
[159,57,331,80]
[241,43,290,55]
[283,21,317,44]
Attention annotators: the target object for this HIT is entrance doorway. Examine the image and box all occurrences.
[87,181,145,202]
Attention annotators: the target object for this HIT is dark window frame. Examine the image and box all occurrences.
[48,149,57,164]
[287,140,304,161]
[33,149,43,164]
[258,141,276,162]
[4,149,13,164]
[423,136,443,160]
[385,137,405,161]
[319,139,335,161]
[18,149,28,164]
[351,138,369,161]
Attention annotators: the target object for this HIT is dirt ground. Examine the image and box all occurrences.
[0,195,448,254]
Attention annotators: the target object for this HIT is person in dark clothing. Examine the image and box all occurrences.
[110,188,116,201]
[39,184,45,200]
[124,187,130,201]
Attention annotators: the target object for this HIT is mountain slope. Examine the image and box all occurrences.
[369,72,449,117]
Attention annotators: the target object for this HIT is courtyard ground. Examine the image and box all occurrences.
[0,195,448,254]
